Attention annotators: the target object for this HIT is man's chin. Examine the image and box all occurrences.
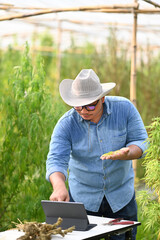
[81,115,91,120]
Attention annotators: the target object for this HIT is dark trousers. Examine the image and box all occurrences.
[69,191,137,240]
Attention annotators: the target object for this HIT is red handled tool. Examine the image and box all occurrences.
[103,218,134,225]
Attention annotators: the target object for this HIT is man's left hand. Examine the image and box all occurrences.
[100,147,130,160]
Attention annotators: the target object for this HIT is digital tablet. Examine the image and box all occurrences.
[41,200,96,231]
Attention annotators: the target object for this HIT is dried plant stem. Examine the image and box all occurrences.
[13,218,75,240]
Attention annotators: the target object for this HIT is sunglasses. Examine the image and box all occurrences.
[74,100,99,111]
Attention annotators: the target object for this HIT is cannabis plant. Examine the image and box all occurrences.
[0,44,66,231]
[137,117,160,239]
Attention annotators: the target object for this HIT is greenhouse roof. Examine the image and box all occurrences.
[0,0,160,48]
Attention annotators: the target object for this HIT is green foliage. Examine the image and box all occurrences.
[61,41,94,80]
[0,47,21,97]
[137,203,157,240]
[137,117,160,239]
[0,44,67,231]
[137,51,160,124]
[39,30,55,75]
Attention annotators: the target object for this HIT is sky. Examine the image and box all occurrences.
[0,0,160,49]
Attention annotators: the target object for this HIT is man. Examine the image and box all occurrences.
[46,69,148,240]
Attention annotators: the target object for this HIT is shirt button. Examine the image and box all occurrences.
[100,140,102,143]
[103,166,106,169]
[104,187,106,190]
[104,176,106,180]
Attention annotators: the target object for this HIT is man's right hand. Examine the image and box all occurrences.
[49,172,69,202]
[50,187,69,202]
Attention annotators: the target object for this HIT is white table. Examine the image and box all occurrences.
[0,215,140,240]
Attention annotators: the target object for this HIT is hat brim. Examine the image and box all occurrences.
[59,79,116,107]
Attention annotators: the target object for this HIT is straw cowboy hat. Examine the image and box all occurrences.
[59,69,116,107]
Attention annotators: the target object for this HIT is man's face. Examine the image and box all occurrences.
[74,97,105,123]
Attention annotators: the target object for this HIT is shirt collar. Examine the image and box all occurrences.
[103,98,112,117]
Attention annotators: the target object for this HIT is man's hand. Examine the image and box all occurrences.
[49,172,69,202]
[100,145,142,160]
[101,147,130,160]
[50,186,69,202]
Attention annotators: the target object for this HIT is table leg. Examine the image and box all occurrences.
[104,237,110,240]
[125,229,132,240]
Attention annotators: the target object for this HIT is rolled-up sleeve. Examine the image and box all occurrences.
[126,102,148,156]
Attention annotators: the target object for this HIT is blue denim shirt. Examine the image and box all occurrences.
[46,96,148,213]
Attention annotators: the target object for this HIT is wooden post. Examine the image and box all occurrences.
[130,0,138,179]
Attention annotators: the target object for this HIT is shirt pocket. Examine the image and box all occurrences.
[110,130,127,150]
